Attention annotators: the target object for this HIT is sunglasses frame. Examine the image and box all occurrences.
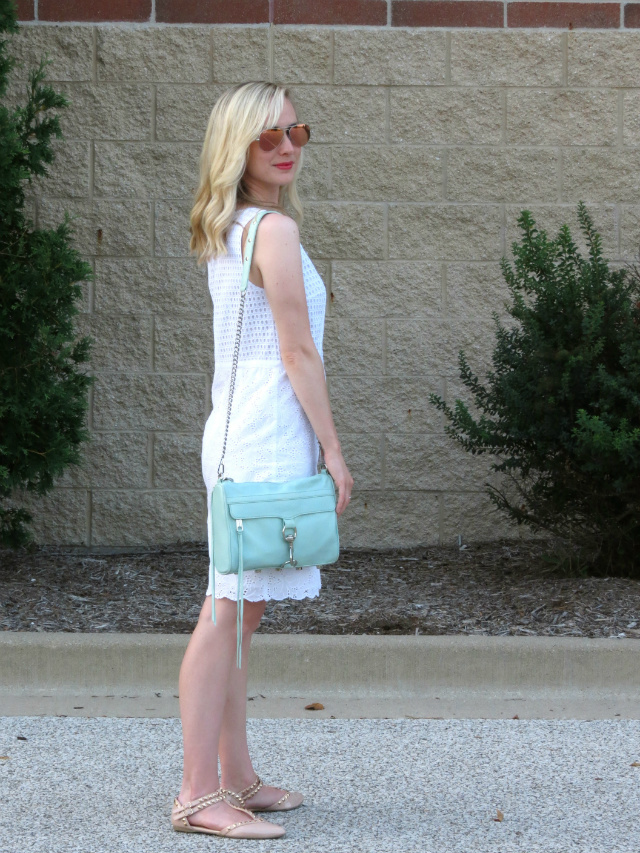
[254,122,311,151]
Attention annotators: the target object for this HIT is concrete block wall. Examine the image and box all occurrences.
[6,2,640,549]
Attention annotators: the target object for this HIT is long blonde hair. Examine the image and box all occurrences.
[189,81,304,263]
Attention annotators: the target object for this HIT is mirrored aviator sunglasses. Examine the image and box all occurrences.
[256,123,311,151]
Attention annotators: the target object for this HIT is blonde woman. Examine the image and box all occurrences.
[171,82,353,839]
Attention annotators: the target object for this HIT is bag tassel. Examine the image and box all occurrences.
[236,520,244,669]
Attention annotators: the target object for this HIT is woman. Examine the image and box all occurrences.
[171,82,353,839]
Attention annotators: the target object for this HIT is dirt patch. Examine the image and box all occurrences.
[1,538,639,638]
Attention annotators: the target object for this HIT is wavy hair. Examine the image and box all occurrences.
[189,81,304,263]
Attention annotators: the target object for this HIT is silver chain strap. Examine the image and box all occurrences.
[217,286,247,479]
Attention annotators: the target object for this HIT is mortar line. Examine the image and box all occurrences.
[151,0,156,23]
[442,147,448,201]
[34,0,38,19]
[387,0,391,27]
[380,433,386,492]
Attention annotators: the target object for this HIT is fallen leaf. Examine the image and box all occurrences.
[0,756,9,760]
[304,702,324,711]
[512,714,519,720]
[631,761,640,767]
[494,809,504,822]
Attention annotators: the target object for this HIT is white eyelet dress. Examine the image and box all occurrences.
[202,206,326,603]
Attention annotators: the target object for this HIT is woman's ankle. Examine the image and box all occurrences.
[220,770,258,793]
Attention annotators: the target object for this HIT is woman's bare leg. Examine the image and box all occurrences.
[218,599,299,809]
[177,594,269,831]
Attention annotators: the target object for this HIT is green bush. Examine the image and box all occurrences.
[429,202,640,577]
[0,1,94,546]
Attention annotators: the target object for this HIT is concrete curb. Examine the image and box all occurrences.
[2,632,639,695]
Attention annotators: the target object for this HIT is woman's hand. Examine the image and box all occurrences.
[322,445,354,517]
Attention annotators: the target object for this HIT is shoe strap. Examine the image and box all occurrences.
[172,789,264,827]
[234,775,263,804]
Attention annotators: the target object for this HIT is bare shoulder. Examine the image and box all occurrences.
[252,213,301,269]
[255,211,299,242]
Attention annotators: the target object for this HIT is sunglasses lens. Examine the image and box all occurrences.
[289,124,310,147]
[258,128,284,150]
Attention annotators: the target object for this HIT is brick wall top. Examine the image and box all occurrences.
[13,0,640,29]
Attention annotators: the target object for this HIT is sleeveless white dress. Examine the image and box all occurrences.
[202,206,325,602]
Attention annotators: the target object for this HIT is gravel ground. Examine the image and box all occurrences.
[1,715,639,853]
[1,538,639,638]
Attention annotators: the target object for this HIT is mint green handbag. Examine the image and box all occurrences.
[208,210,340,667]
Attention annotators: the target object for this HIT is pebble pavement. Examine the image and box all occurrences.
[1,715,639,853]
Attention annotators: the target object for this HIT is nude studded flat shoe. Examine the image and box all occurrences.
[171,787,285,838]
[226,775,304,812]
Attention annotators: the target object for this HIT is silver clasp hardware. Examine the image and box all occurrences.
[282,523,297,568]
[236,519,243,532]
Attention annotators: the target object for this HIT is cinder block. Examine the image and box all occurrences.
[623,90,640,146]
[441,490,522,543]
[59,432,149,488]
[385,433,500,491]
[94,258,208,315]
[7,24,93,81]
[388,205,502,260]
[504,204,618,261]
[296,145,331,201]
[287,86,386,144]
[331,261,442,318]
[390,88,502,145]
[38,198,152,257]
[93,373,206,431]
[153,433,203,489]
[94,142,199,198]
[300,203,385,259]
[334,29,446,86]
[155,198,192,257]
[335,433,383,491]
[568,33,640,87]
[76,314,153,371]
[329,376,446,434]
[156,83,226,141]
[331,146,443,202]
[562,149,640,203]
[29,138,89,198]
[19,488,89,545]
[52,82,153,140]
[91,489,205,546]
[447,148,559,203]
[507,89,617,147]
[386,314,495,376]
[338,489,440,548]
[273,27,332,84]
[154,316,214,372]
[619,205,640,259]
[323,317,385,375]
[451,32,563,87]
[212,26,269,82]
[97,26,210,82]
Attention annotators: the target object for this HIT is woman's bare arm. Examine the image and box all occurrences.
[245,213,353,515]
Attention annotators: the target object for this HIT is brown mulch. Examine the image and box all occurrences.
[1,538,640,638]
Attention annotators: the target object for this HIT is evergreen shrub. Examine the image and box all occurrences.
[0,1,94,546]
[429,203,640,577]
